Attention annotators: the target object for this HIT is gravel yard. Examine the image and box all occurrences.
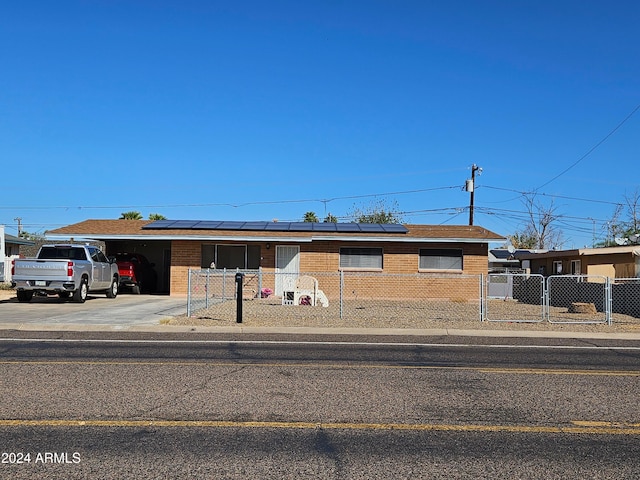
[2,286,638,334]
[170,296,640,334]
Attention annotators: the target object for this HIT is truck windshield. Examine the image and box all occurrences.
[38,247,87,261]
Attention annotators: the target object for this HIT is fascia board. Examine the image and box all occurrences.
[46,233,502,244]
[311,236,500,243]
[45,233,314,243]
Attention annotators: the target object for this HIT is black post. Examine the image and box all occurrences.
[235,273,244,323]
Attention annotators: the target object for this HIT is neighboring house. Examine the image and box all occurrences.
[46,219,505,296]
[518,246,640,279]
[1,226,36,282]
[488,248,546,273]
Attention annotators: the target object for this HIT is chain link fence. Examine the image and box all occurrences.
[187,269,482,326]
[611,278,640,321]
[485,273,545,323]
[547,275,609,324]
[186,268,640,327]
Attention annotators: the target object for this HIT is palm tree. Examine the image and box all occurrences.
[148,213,167,220]
[119,211,143,220]
[303,211,319,222]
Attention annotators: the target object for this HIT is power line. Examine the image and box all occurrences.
[0,185,462,212]
[481,185,624,207]
[535,102,640,190]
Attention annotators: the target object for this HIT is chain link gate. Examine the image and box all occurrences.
[611,278,640,322]
[485,273,545,322]
[547,275,610,324]
[187,268,262,318]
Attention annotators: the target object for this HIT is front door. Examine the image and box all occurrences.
[275,245,300,296]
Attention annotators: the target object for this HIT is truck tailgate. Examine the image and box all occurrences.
[13,259,72,280]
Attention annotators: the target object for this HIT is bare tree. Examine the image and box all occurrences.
[623,188,640,234]
[347,198,404,224]
[601,204,624,246]
[511,194,563,250]
[600,189,640,246]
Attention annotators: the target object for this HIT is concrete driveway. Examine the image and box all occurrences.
[0,292,187,326]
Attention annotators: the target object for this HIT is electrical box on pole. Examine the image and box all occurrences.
[467,164,482,226]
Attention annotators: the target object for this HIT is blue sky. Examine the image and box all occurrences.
[1,1,638,247]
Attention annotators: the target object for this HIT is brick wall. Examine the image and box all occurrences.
[169,239,490,296]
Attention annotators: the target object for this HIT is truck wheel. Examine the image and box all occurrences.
[73,278,88,303]
[17,290,33,303]
[106,276,118,298]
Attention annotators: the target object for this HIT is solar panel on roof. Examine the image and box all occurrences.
[357,223,383,232]
[143,220,407,233]
[290,222,313,230]
[170,220,199,228]
[381,224,408,233]
[312,223,337,231]
[193,221,223,229]
[216,221,244,230]
[265,222,289,231]
[336,223,361,232]
[242,222,269,231]
[143,220,174,229]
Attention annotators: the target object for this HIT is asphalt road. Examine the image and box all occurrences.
[0,294,187,325]
[1,334,640,479]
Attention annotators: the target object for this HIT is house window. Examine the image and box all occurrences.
[419,249,463,271]
[339,247,383,269]
[571,260,581,275]
[201,244,261,269]
[553,261,563,274]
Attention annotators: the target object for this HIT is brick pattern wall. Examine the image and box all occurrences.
[170,240,490,296]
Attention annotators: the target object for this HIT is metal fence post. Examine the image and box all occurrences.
[187,268,192,317]
[339,270,344,320]
[222,268,227,299]
[545,276,550,323]
[606,277,612,326]
[205,268,210,309]
[479,273,485,322]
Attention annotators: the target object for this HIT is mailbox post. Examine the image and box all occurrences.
[235,272,244,323]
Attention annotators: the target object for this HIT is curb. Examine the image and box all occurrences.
[1,323,640,340]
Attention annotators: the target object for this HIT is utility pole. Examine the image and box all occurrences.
[466,164,482,226]
[14,217,22,236]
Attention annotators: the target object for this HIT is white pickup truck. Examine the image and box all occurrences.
[11,244,119,303]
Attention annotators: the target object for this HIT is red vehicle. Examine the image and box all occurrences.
[114,253,157,294]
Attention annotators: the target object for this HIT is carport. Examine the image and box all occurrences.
[104,240,172,294]
[45,222,172,295]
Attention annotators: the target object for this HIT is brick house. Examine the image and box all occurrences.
[47,219,504,296]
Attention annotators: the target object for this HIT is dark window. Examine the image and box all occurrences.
[38,247,87,261]
[201,244,261,269]
[339,247,383,269]
[419,249,463,270]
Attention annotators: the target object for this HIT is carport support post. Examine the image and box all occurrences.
[235,272,245,323]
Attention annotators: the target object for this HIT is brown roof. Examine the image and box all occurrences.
[47,219,504,242]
